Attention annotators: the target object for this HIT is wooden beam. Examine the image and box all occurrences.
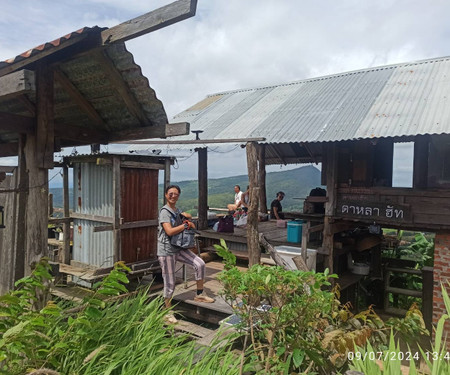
[0,69,35,99]
[323,143,338,273]
[0,142,18,157]
[109,122,190,142]
[301,142,319,164]
[70,212,114,224]
[0,166,16,173]
[54,123,109,143]
[92,49,148,125]
[269,144,288,165]
[15,134,27,281]
[197,147,208,230]
[54,68,107,129]
[116,136,266,145]
[112,156,121,262]
[62,164,71,264]
[413,135,429,189]
[101,0,198,44]
[17,94,36,117]
[36,62,54,169]
[0,112,34,134]
[120,161,165,170]
[258,144,267,214]
[164,158,171,205]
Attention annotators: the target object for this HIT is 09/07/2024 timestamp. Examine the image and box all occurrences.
[348,351,450,362]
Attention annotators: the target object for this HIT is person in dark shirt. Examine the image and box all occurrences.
[270,191,285,220]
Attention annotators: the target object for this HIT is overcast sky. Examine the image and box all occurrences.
[1,0,450,183]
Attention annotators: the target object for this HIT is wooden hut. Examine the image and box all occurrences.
[52,153,174,281]
[130,55,450,334]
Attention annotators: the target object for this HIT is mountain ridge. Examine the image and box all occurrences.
[50,165,322,213]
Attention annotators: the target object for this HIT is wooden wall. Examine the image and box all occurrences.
[0,171,23,295]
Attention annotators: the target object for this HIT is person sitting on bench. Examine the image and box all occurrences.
[270,191,285,220]
[227,185,243,212]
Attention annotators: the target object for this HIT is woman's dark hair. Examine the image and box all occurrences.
[235,185,241,190]
[165,185,181,194]
[276,191,285,197]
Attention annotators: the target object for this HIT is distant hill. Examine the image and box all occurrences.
[51,165,323,214]
[161,165,322,214]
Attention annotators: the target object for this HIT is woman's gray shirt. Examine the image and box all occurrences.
[157,205,182,256]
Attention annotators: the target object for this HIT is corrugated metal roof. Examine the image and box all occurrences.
[171,56,450,144]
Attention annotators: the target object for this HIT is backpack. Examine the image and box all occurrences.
[160,207,196,249]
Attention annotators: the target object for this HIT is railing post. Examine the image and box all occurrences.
[422,266,434,332]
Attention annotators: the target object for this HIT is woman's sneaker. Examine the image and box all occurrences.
[164,312,178,324]
[194,291,215,303]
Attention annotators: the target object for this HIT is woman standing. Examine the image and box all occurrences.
[158,185,214,324]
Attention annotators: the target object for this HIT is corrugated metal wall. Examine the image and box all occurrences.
[72,161,160,268]
[72,163,114,268]
[121,168,158,263]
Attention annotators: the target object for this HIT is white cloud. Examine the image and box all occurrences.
[2,1,450,182]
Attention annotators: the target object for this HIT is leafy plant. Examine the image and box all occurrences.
[215,240,430,374]
[0,258,243,375]
[350,282,450,375]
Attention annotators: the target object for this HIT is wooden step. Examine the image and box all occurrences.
[172,319,215,338]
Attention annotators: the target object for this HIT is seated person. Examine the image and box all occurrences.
[270,191,285,220]
[227,185,243,211]
[241,185,250,212]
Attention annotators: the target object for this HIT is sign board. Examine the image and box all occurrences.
[336,200,411,222]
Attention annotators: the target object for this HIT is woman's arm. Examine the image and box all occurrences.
[162,222,186,236]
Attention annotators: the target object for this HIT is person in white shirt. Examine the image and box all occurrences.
[227,185,243,211]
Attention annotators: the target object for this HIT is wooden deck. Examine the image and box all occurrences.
[198,220,299,248]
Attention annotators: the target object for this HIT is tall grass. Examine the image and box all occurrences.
[350,282,450,374]
[0,259,242,374]
[52,292,242,375]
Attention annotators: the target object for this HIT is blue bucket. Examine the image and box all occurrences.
[287,220,303,243]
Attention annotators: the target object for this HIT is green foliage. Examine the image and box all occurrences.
[398,232,435,267]
[213,239,236,270]
[0,259,242,374]
[350,283,450,375]
[384,303,429,344]
[216,242,429,374]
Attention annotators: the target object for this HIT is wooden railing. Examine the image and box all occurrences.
[383,260,433,331]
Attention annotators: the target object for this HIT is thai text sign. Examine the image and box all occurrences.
[337,200,411,222]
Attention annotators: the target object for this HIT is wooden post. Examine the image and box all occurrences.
[301,221,310,263]
[24,62,53,274]
[413,135,429,189]
[48,193,53,217]
[163,158,171,205]
[246,142,260,266]
[197,147,208,230]
[36,63,54,170]
[422,266,433,332]
[323,143,338,273]
[258,144,267,214]
[62,164,71,264]
[112,156,121,262]
[15,134,27,281]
